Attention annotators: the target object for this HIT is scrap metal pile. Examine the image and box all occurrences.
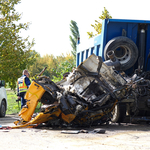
[13,54,150,128]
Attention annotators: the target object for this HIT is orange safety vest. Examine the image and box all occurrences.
[17,76,28,93]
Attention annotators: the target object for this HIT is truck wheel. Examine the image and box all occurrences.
[104,36,138,71]
[111,104,126,123]
[0,101,6,117]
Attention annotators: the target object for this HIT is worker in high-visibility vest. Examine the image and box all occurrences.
[17,69,31,109]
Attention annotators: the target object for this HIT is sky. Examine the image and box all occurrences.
[15,0,150,57]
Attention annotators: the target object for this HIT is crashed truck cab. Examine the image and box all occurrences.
[13,54,122,128]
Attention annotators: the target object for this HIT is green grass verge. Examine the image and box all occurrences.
[6,90,19,114]
[6,90,41,115]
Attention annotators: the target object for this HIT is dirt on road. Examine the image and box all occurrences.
[0,114,150,150]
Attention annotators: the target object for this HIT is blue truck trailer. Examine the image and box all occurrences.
[77,19,150,75]
[76,19,150,123]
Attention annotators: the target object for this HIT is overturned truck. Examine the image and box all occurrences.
[13,54,150,128]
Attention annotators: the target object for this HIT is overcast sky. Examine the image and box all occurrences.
[15,0,150,57]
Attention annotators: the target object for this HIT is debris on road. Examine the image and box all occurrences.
[61,130,80,134]
[12,54,150,129]
[93,129,106,134]
[0,126,11,132]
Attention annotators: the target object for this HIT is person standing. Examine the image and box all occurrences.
[17,69,31,109]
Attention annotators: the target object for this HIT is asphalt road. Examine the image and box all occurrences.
[0,114,150,150]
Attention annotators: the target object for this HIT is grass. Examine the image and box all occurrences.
[6,90,19,114]
[6,90,41,115]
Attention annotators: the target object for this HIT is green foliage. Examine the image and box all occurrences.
[69,20,80,60]
[0,0,37,90]
[52,54,75,82]
[87,7,112,38]
[28,54,57,80]
[28,53,75,82]
[52,59,75,82]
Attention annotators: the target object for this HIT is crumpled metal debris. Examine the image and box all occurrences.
[12,54,150,129]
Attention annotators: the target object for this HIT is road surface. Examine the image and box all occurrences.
[0,114,150,150]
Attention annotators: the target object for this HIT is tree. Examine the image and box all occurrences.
[69,20,80,60]
[28,54,58,80]
[28,53,75,82]
[87,7,112,38]
[52,54,75,82]
[0,0,36,89]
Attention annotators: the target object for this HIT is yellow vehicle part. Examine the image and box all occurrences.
[61,113,76,123]
[12,108,61,129]
[87,99,118,122]
[18,81,46,122]
[75,100,118,124]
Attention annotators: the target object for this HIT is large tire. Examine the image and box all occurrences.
[104,36,138,71]
[0,100,6,117]
[111,104,126,123]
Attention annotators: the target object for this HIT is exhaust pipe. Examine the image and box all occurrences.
[104,50,121,70]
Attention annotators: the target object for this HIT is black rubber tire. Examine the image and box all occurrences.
[111,104,126,123]
[0,100,6,117]
[104,36,138,71]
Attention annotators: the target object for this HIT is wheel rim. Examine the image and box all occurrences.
[114,45,131,65]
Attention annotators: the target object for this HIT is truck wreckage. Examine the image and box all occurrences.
[12,53,150,129]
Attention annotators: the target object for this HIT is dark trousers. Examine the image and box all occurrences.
[19,92,26,109]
